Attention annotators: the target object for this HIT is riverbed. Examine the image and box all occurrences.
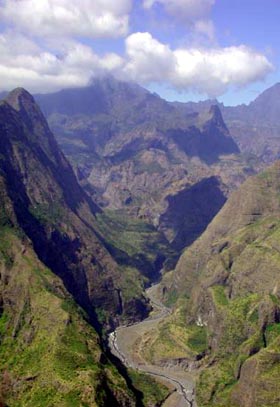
[108,284,197,407]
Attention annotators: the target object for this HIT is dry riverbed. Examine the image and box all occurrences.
[109,284,197,407]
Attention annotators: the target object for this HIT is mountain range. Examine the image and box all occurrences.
[0,78,280,406]
[35,77,256,252]
[184,83,280,163]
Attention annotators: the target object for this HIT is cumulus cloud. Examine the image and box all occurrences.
[122,32,273,97]
[124,32,175,82]
[0,30,273,96]
[172,46,273,96]
[0,0,132,38]
[0,32,124,93]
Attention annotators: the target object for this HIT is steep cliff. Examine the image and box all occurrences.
[0,88,151,329]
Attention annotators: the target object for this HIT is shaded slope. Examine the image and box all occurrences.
[0,88,150,328]
[0,174,136,406]
[159,176,226,251]
[183,83,280,163]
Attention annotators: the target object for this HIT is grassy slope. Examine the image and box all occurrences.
[195,217,280,407]
[0,227,135,407]
[140,164,280,407]
[141,298,207,365]
[0,225,170,407]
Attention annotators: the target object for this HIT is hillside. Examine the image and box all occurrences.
[156,162,280,406]
[0,226,135,406]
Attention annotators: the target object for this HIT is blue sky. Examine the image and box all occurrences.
[0,0,278,105]
[145,0,280,104]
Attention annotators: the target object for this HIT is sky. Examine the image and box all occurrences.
[0,0,279,105]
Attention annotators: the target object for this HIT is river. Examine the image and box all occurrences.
[108,284,197,407]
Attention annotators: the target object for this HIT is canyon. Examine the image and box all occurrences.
[0,79,280,406]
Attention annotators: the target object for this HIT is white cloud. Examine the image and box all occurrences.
[123,32,175,82]
[143,0,215,23]
[172,46,274,96]
[0,33,124,93]
[0,0,132,38]
[0,25,273,97]
[121,32,273,97]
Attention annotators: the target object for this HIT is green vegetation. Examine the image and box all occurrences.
[128,369,170,406]
[211,285,229,307]
[265,323,280,346]
[188,327,207,353]
[96,209,176,308]
[96,209,175,269]
[164,289,179,307]
[141,298,207,364]
[0,228,14,268]
[0,228,134,406]
[29,201,65,225]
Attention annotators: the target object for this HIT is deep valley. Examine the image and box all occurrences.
[0,78,280,407]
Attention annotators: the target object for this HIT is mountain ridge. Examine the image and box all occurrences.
[32,77,251,253]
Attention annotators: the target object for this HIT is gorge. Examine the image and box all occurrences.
[0,79,280,406]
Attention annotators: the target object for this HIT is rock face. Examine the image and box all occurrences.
[221,83,280,162]
[34,77,252,252]
[184,83,280,164]
[166,162,280,406]
[0,88,150,328]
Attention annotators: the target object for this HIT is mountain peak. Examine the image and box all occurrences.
[5,87,35,112]
[4,87,65,165]
[209,104,223,120]
[206,104,229,132]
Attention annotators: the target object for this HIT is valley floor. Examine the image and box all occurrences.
[109,284,196,407]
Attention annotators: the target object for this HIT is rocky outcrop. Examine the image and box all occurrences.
[231,341,280,407]
[184,82,280,163]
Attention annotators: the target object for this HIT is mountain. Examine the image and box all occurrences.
[0,91,136,406]
[221,83,280,162]
[157,162,280,407]
[34,77,253,252]
[0,228,136,406]
[182,83,280,164]
[0,87,156,328]
[0,88,173,406]
[223,82,280,125]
